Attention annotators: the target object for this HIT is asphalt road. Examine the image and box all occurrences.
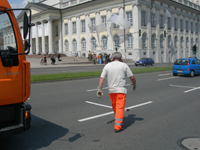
[31,63,173,75]
[1,71,200,150]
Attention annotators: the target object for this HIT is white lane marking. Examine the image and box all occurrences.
[169,84,196,89]
[86,84,131,92]
[169,84,200,93]
[85,101,112,109]
[78,101,153,122]
[158,73,172,76]
[157,77,179,81]
[184,87,200,93]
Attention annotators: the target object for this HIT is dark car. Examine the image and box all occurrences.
[135,58,154,66]
[172,57,200,77]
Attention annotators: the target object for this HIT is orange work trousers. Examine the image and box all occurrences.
[109,93,126,130]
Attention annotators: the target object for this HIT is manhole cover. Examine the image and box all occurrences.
[178,137,200,150]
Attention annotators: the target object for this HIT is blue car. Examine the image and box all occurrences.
[172,57,200,77]
[135,58,154,66]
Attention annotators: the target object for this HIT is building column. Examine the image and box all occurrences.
[188,19,191,57]
[76,16,80,52]
[58,19,63,53]
[29,25,33,55]
[41,21,46,54]
[133,3,141,61]
[95,11,101,51]
[156,8,160,63]
[68,18,72,55]
[171,13,175,62]
[177,15,181,58]
[107,9,112,51]
[35,22,39,55]
[183,17,186,58]
[147,6,152,58]
[86,14,90,53]
[48,19,53,54]
[164,10,168,62]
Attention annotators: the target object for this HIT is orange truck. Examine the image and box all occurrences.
[0,0,32,138]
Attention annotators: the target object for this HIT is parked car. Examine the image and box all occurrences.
[172,57,200,77]
[135,58,154,66]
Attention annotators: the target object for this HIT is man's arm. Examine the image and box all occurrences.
[98,77,104,88]
[130,76,136,91]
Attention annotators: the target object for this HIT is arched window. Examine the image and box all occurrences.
[168,35,171,48]
[142,32,147,48]
[196,38,198,47]
[160,34,164,48]
[72,39,77,51]
[151,34,156,48]
[65,40,69,51]
[127,34,133,48]
[191,37,194,47]
[174,36,178,48]
[102,36,107,49]
[186,37,189,48]
[81,38,86,50]
[113,34,120,48]
[181,36,184,48]
[91,37,96,50]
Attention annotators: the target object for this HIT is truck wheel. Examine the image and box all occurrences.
[190,70,195,77]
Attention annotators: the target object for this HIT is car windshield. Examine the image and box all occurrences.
[139,58,146,61]
[174,59,189,65]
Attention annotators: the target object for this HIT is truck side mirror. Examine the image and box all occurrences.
[23,12,28,40]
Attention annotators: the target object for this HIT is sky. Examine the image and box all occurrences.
[8,0,34,9]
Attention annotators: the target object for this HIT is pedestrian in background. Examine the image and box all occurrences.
[97,52,136,133]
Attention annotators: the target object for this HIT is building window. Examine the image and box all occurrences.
[141,11,146,26]
[180,20,183,31]
[186,21,188,32]
[113,14,119,28]
[81,38,86,50]
[65,40,69,51]
[72,22,76,34]
[127,34,133,48]
[186,37,189,48]
[175,36,178,48]
[151,13,156,28]
[8,36,10,44]
[168,35,171,48]
[142,33,147,48]
[168,17,171,30]
[113,34,120,48]
[91,18,95,27]
[181,36,184,48]
[191,38,194,47]
[196,38,198,47]
[102,36,107,49]
[101,16,106,26]
[160,34,164,48]
[72,39,77,50]
[151,34,156,48]
[160,15,164,29]
[126,11,133,26]
[191,22,193,33]
[91,37,96,50]
[81,20,85,32]
[5,37,7,44]
[55,25,58,36]
[11,35,13,44]
[65,23,68,35]
[174,18,177,30]
[195,23,198,33]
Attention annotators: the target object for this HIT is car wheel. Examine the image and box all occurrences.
[135,64,137,66]
[151,63,153,66]
[190,70,195,77]
[173,73,177,76]
[143,64,146,66]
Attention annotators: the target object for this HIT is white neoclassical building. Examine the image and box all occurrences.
[17,0,200,62]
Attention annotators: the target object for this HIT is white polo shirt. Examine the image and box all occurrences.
[100,61,133,94]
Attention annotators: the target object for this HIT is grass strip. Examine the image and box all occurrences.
[31,67,172,82]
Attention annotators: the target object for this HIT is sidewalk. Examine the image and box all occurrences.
[26,56,135,69]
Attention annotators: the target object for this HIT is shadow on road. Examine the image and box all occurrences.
[0,115,83,149]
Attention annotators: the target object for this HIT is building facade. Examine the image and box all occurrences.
[17,0,200,62]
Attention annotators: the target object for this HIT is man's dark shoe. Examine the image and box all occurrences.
[115,128,124,133]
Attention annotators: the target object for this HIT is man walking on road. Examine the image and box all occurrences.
[97,52,136,133]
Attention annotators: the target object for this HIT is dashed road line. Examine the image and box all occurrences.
[157,77,179,81]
